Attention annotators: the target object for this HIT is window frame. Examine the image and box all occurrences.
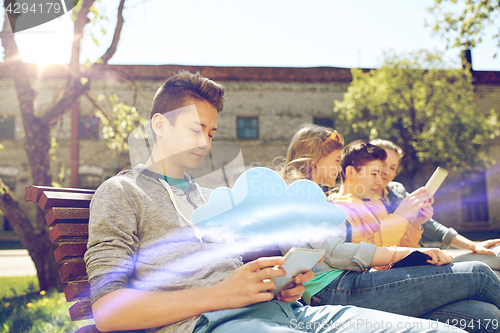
[236,116,259,140]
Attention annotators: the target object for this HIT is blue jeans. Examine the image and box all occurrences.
[310,261,500,333]
[193,300,465,332]
[421,301,500,333]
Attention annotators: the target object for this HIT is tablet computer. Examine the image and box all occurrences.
[272,247,325,296]
[424,167,448,196]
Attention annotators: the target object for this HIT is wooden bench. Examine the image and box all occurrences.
[25,185,281,333]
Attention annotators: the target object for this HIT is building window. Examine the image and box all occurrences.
[237,117,259,140]
[79,174,102,190]
[79,116,99,140]
[461,171,489,222]
[0,116,15,140]
[313,117,334,129]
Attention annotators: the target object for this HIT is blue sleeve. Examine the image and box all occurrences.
[422,219,458,248]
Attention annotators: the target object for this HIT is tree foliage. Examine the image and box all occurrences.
[428,0,500,56]
[92,93,146,153]
[333,51,499,186]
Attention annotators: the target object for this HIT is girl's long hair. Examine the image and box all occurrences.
[280,124,343,183]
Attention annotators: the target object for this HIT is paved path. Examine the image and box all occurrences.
[0,249,37,277]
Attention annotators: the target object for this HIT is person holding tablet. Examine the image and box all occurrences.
[280,125,500,332]
[84,72,463,333]
[370,139,500,269]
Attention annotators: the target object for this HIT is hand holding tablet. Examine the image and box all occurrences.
[272,247,324,296]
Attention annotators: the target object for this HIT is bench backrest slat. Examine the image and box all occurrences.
[39,191,93,212]
[69,300,94,321]
[49,224,89,244]
[63,281,90,302]
[75,325,101,333]
[46,208,90,227]
[54,244,88,264]
[25,186,95,203]
[58,261,87,283]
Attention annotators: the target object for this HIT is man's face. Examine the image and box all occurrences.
[350,160,384,200]
[156,100,218,171]
[381,149,399,187]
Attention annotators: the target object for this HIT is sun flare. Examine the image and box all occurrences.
[13,15,72,65]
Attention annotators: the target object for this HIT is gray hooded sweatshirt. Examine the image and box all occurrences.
[84,164,242,333]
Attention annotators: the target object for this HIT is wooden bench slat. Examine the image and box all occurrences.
[54,243,88,263]
[25,186,34,202]
[50,224,89,244]
[75,325,100,333]
[64,281,90,302]
[26,186,95,204]
[38,191,93,212]
[69,300,93,321]
[46,207,90,226]
[59,261,88,283]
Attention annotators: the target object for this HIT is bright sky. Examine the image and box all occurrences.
[1,0,499,70]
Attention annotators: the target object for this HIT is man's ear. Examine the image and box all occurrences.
[151,113,168,138]
[345,165,356,180]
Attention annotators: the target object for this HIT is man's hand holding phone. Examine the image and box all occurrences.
[213,257,287,310]
[271,248,325,301]
[275,256,325,302]
[213,250,324,309]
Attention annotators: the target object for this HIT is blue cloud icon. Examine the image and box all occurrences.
[192,167,346,241]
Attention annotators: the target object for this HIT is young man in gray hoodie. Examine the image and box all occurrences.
[84,71,464,333]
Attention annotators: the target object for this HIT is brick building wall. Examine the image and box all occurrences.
[0,64,499,241]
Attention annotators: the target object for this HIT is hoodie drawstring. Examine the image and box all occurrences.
[159,178,203,241]
[194,182,208,204]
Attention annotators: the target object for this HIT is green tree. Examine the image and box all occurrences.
[333,50,499,189]
[428,0,500,57]
[0,0,130,291]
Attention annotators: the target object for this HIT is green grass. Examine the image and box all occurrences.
[0,276,38,299]
[0,276,94,333]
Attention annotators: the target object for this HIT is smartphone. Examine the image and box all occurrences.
[271,247,325,296]
[424,167,448,196]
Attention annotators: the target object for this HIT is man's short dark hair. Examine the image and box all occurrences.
[149,70,225,141]
[340,140,387,180]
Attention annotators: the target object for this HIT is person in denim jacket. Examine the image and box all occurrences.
[371,139,500,270]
